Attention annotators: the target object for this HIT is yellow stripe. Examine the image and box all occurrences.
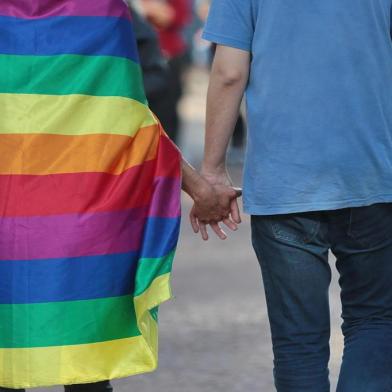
[134,273,172,319]
[0,274,173,389]
[134,273,172,360]
[0,93,157,136]
[0,336,156,389]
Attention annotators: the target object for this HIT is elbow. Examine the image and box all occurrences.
[214,66,248,88]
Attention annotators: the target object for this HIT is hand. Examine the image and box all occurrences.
[201,166,242,226]
[189,168,242,241]
[180,158,242,240]
[190,184,242,240]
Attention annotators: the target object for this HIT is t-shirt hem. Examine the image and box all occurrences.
[244,194,392,216]
[202,31,251,52]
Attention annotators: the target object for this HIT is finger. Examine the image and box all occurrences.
[230,199,242,224]
[222,217,238,231]
[189,210,200,233]
[199,222,209,241]
[210,222,227,240]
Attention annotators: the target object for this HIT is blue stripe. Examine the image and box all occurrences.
[141,217,181,259]
[0,252,138,304]
[0,217,180,304]
[0,15,139,62]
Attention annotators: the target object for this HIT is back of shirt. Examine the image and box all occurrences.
[204,0,392,215]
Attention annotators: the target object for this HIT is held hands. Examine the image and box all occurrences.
[189,169,242,241]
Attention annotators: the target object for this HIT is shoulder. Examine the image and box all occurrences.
[203,0,259,52]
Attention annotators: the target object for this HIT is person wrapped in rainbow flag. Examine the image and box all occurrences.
[0,0,241,391]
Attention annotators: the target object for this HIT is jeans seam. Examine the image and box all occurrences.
[347,208,367,247]
[251,218,276,340]
[252,229,278,386]
[347,208,353,237]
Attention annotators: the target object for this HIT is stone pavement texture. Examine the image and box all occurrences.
[34,67,344,392]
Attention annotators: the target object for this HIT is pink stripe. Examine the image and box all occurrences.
[0,208,147,261]
[0,0,131,20]
[150,177,181,218]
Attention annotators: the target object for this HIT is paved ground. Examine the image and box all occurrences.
[35,67,344,392]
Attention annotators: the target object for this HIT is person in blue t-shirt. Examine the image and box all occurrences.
[189,1,392,390]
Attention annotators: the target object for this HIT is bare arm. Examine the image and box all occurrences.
[189,45,250,240]
[181,158,206,198]
[202,45,251,177]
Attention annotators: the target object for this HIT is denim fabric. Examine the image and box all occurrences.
[0,381,112,392]
[251,203,392,392]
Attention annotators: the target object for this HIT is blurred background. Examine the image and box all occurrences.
[35,1,344,390]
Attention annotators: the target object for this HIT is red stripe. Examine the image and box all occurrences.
[155,130,182,178]
[0,160,156,217]
[0,133,181,217]
[0,0,131,19]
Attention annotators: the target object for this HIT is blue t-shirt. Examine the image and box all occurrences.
[203,0,392,215]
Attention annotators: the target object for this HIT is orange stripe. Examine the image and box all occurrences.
[0,125,159,175]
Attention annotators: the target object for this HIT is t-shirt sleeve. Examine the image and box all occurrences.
[202,0,254,52]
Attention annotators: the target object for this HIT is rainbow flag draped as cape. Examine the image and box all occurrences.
[0,0,181,388]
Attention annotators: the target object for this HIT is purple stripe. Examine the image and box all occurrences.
[0,208,148,261]
[0,0,131,20]
[149,177,181,218]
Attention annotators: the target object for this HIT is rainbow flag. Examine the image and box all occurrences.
[0,0,181,388]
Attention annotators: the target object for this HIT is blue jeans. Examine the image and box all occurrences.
[251,203,392,392]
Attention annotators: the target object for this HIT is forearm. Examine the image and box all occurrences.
[202,46,250,173]
[181,158,210,200]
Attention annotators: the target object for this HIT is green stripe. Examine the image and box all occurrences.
[0,54,147,104]
[0,295,140,349]
[134,251,175,296]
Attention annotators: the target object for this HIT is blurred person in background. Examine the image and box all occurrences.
[140,0,192,144]
[195,0,209,21]
[128,0,169,104]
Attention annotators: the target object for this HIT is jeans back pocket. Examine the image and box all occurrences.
[268,212,322,246]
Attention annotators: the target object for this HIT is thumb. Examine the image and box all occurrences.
[231,187,242,198]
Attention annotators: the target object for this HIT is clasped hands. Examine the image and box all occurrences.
[189,170,242,241]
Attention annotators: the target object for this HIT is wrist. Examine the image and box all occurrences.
[191,176,214,202]
[181,164,213,201]
[201,162,227,176]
